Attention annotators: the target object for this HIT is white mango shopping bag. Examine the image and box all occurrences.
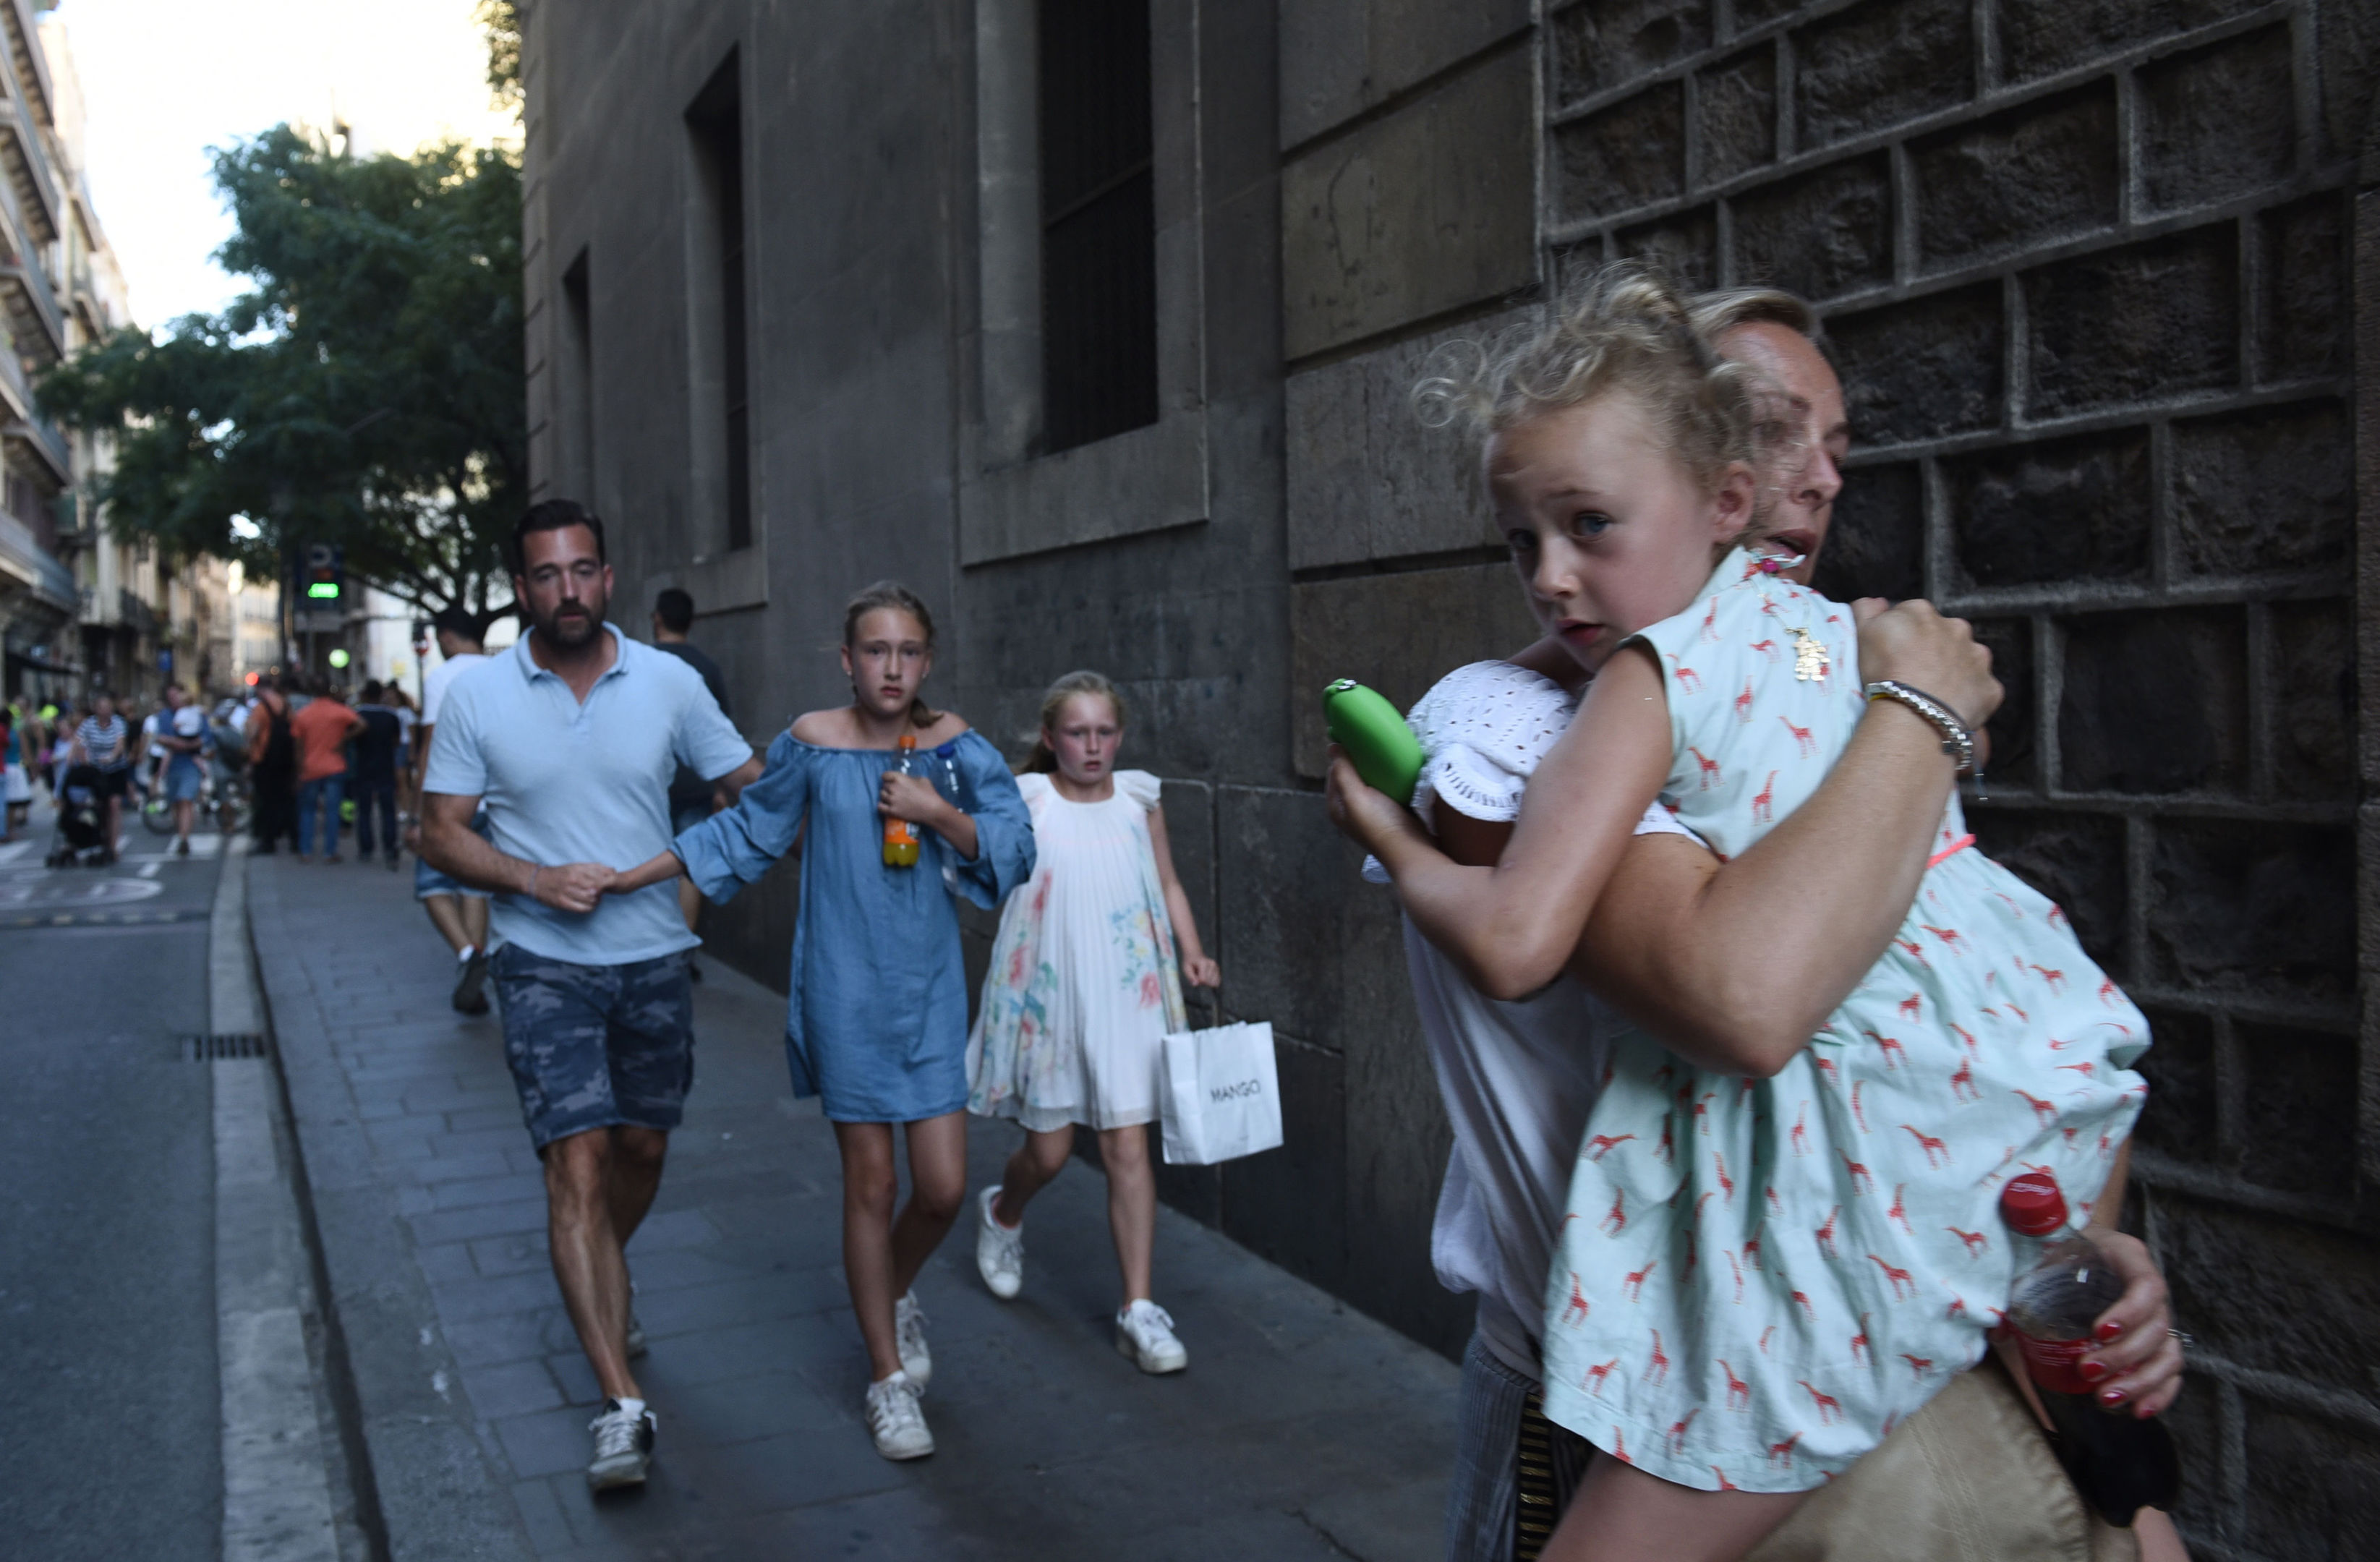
[1159,1017,1284,1166]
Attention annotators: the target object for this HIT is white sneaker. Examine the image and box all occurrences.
[865,1371,934,1460]
[894,1292,932,1390]
[975,1185,1023,1299]
[1116,1299,1189,1375]
[586,1399,654,1490]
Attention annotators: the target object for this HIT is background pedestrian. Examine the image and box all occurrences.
[289,678,364,863]
[351,680,404,869]
[0,701,30,840]
[152,683,211,855]
[72,692,132,861]
[966,670,1217,1375]
[411,609,495,1010]
[247,678,298,855]
[648,586,732,970]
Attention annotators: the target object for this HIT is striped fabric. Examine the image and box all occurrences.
[1449,1335,1592,1562]
[1514,1390,1590,1560]
[76,715,129,769]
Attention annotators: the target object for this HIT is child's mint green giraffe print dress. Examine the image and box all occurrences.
[1538,548,2151,1493]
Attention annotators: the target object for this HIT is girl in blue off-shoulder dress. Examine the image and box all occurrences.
[612,582,1034,1463]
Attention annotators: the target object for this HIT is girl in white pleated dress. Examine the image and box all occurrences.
[966,670,1221,1372]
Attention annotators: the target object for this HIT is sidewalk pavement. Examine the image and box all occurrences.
[249,848,1459,1560]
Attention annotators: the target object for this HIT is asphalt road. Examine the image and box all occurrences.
[0,807,223,1561]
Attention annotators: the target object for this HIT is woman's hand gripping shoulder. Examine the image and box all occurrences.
[1328,643,1674,1001]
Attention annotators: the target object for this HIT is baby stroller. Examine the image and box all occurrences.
[46,763,108,868]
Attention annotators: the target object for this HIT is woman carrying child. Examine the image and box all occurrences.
[1333,268,2175,1561]
[964,671,1221,1373]
[609,582,1034,1462]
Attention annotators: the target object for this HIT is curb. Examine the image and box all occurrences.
[247,862,536,1562]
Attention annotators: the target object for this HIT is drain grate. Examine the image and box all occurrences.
[182,1033,273,1061]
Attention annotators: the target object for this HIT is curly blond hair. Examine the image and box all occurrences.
[1413,263,1762,497]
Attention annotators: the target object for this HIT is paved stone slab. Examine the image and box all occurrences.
[251,851,1456,1558]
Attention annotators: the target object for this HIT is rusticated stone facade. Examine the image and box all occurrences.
[1509,3,2370,1553]
[522,1,2371,1552]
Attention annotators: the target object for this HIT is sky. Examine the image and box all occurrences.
[47,0,519,328]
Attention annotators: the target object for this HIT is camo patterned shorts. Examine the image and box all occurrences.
[490,944,695,1149]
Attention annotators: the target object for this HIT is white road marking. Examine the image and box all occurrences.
[125,834,225,861]
[210,839,344,1561]
[138,861,160,879]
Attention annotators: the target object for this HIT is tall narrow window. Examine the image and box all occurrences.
[687,54,752,552]
[559,248,595,500]
[1036,0,1156,453]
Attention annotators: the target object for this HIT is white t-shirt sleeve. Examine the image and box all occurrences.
[421,653,484,726]
[419,680,488,798]
[1117,769,1161,811]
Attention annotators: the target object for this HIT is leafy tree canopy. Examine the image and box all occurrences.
[38,126,525,626]
[477,0,522,108]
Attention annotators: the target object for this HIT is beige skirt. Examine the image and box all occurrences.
[1749,1354,2137,1562]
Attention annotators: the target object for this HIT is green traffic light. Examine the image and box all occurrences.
[307,581,341,599]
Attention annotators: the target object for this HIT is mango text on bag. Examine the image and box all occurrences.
[1209,1079,1266,1103]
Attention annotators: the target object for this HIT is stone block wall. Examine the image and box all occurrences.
[1277,0,2370,1553]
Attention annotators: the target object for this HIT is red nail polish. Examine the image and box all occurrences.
[2099,1388,2127,1408]
[2078,1361,2110,1383]
[2095,1320,2123,1342]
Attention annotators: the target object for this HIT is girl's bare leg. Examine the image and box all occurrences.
[836,1112,968,1381]
[1099,1124,1156,1306]
[832,1121,905,1381]
[890,1111,968,1298]
[991,1126,1075,1227]
[1543,1454,1803,1562]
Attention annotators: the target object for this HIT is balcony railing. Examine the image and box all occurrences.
[0,500,72,610]
[118,586,160,637]
[0,339,71,480]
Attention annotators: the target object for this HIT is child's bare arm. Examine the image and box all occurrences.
[1575,693,1961,1072]
[1147,803,1219,987]
[1339,645,1673,999]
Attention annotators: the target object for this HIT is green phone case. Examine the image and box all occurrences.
[1323,680,1425,804]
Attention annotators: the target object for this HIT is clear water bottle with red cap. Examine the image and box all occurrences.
[2001,1169,2182,1526]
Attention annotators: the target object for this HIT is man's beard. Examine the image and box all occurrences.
[537,595,606,648]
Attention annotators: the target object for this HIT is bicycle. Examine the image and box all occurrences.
[140,760,251,837]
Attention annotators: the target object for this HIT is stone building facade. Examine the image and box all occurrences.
[0,12,216,712]
[520,2,2372,1552]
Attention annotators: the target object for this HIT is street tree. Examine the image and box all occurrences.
[38,126,525,629]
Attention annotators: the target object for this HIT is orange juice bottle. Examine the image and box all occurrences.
[882,733,922,868]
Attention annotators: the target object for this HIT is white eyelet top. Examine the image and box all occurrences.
[1408,660,1580,827]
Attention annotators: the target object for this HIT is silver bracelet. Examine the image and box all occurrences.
[1864,680,1976,775]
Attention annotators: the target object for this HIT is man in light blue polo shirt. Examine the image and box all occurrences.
[420,499,759,1492]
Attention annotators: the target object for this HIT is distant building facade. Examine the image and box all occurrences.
[521,4,2373,1550]
[0,14,231,712]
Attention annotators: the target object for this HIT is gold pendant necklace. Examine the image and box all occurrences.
[1788,626,1830,683]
